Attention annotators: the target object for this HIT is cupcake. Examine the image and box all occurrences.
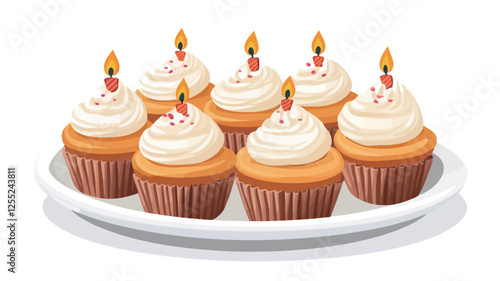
[334,49,436,205]
[204,32,283,153]
[235,77,344,221]
[136,29,213,122]
[291,31,357,145]
[62,51,149,198]
[132,79,236,219]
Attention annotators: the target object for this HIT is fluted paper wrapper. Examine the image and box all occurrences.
[326,126,338,147]
[62,147,137,199]
[343,156,434,205]
[133,174,235,219]
[236,177,343,221]
[223,131,248,154]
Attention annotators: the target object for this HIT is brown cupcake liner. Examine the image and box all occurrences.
[133,173,235,219]
[343,156,434,205]
[62,147,137,199]
[223,131,248,154]
[236,176,343,221]
[326,126,339,147]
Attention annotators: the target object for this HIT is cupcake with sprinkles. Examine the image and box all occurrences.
[62,51,149,198]
[291,31,357,145]
[205,32,283,153]
[136,29,213,122]
[235,77,345,221]
[132,79,236,219]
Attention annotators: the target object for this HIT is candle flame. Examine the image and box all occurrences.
[311,31,326,56]
[281,76,296,99]
[104,51,120,77]
[244,31,259,57]
[175,29,188,51]
[379,47,394,74]
[176,79,190,103]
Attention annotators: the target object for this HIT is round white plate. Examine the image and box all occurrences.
[35,144,466,241]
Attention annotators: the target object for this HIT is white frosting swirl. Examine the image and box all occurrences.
[138,53,210,101]
[71,81,147,138]
[139,103,224,165]
[211,64,283,112]
[338,82,424,146]
[292,58,352,106]
[247,104,331,166]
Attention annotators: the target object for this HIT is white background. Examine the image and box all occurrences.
[1,0,499,280]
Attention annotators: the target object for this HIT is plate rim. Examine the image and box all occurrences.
[35,143,467,240]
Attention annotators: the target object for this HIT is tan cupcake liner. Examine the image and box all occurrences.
[343,156,434,205]
[223,131,248,154]
[326,126,338,147]
[236,176,343,221]
[133,173,235,219]
[62,147,137,199]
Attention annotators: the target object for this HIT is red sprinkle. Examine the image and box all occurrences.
[306,62,311,67]
[190,122,194,125]
[167,113,174,119]
[169,70,173,74]
[164,66,168,69]
[183,65,188,67]
[238,70,241,72]
[184,114,189,117]
[113,99,116,101]
[311,70,316,74]
[162,113,168,117]
[169,122,175,126]
[276,110,280,113]
[279,120,284,124]
[370,87,376,91]
[373,100,379,104]
[169,60,173,63]
[321,74,326,77]
[236,81,240,84]
[298,118,302,121]
[95,102,99,105]
[180,119,185,123]
[377,95,384,98]
[247,75,253,78]
[101,94,105,97]
[389,99,393,102]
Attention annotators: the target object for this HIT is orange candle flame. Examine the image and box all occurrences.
[311,31,326,56]
[175,29,188,51]
[282,76,296,100]
[244,31,259,57]
[379,47,394,75]
[104,50,120,77]
[176,79,190,103]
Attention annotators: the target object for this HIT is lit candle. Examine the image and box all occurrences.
[281,76,296,111]
[104,51,120,92]
[311,31,326,67]
[379,47,394,89]
[244,31,260,72]
[175,29,188,61]
[175,78,190,115]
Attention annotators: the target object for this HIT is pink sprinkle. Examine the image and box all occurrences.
[298,118,302,121]
[113,99,116,101]
[101,94,105,97]
[311,70,316,74]
[321,74,326,77]
[236,81,240,84]
[377,95,384,98]
[373,100,379,104]
[306,62,311,67]
[370,87,376,92]
[389,99,393,102]
[164,66,168,69]
[168,113,174,119]
[276,110,280,113]
[169,70,173,74]
[95,102,99,105]
[180,119,185,123]
[239,70,242,72]
[183,65,188,67]
[169,60,173,63]
[170,122,175,126]
[190,122,194,125]
[184,114,190,117]
[248,75,253,78]
[162,113,168,117]
[279,120,284,124]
